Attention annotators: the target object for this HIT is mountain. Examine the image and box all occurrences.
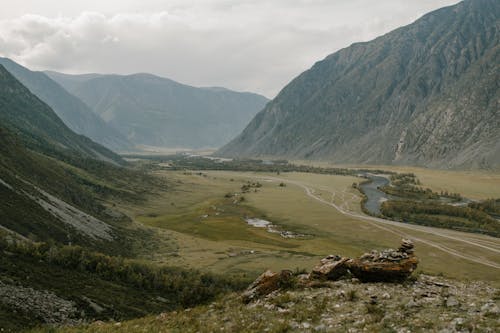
[47,71,269,149]
[0,64,124,165]
[217,0,500,169]
[0,63,164,251]
[0,58,132,151]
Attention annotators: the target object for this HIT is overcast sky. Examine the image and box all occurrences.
[0,0,461,98]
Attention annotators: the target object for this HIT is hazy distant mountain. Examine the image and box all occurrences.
[47,72,270,149]
[0,58,131,151]
[218,0,500,169]
[0,65,123,165]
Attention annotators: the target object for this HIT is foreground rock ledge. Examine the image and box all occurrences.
[242,239,419,302]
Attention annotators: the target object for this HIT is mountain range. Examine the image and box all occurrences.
[0,58,132,151]
[0,65,123,165]
[47,71,269,149]
[217,0,500,169]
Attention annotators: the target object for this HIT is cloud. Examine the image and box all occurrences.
[0,1,460,97]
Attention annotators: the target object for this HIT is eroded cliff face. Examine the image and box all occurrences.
[218,0,500,169]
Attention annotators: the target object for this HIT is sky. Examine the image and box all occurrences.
[0,0,461,98]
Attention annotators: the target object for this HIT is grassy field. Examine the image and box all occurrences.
[293,161,500,200]
[121,169,500,285]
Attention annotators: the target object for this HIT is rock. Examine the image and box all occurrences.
[310,255,350,281]
[347,240,418,282]
[481,302,500,315]
[82,296,105,314]
[445,296,459,307]
[382,292,391,300]
[241,270,293,303]
[155,296,168,303]
[314,324,326,331]
[399,239,415,254]
[405,299,419,308]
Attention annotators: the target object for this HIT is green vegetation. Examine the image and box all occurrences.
[381,200,500,237]
[381,173,461,201]
[0,233,249,331]
[0,57,131,151]
[469,199,500,217]
[127,154,395,177]
[0,64,123,165]
[0,125,163,255]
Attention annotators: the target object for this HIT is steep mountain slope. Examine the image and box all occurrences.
[0,58,131,151]
[218,0,500,169]
[0,64,124,165]
[47,72,269,149]
[0,64,164,252]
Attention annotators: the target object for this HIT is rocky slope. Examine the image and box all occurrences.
[218,0,500,169]
[47,72,269,149]
[29,276,500,333]
[0,58,131,151]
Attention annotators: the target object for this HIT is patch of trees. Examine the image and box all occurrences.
[381,201,499,237]
[469,198,500,217]
[135,154,393,177]
[241,181,262,193]
[381,185,440,200]
[0,236,250,308]
[383,173,461,201]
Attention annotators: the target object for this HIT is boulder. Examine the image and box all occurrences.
[347,240,418,282]
[241,270,293,303]
[310,255,350,281]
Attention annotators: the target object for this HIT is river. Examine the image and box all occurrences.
[358,174,393,215]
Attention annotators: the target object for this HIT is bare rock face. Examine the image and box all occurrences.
[347,239,418,282]
[310,255,350,281]
[241,270,293,303]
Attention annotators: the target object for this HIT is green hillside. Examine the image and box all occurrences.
[0,58,131,151]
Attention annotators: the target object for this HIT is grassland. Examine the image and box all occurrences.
[294,161,500,200]
[119,169,500,285]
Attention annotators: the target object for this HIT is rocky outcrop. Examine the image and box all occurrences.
[347,239,418,282]
[0,281,79,325]
[242,240,418,301]
[310,255,350,281]
[241,270,293,303]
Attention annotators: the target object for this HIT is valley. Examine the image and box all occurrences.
[0,0,499,331]
[116,163,500,284]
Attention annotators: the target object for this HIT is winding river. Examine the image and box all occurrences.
[358,174,393,215]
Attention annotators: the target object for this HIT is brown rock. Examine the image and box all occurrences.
[310,255,350,281]
[241,270,293,303]
[347,239,418,282]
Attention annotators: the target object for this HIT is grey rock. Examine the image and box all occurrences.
[446,296,459,307]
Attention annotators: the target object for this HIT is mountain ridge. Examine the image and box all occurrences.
[0,64,125,166]
[217,0,500,169]
[47,71,270,149]
[0,58,132,151]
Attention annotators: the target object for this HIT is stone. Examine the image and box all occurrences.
[241,270,293,303]
[405,299,419,308]
[347,240,418,282]
[445,296,459,307]
[310,255,350,281]
[481,302,500,315]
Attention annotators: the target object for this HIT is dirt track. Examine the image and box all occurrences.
[257,175,500,269]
